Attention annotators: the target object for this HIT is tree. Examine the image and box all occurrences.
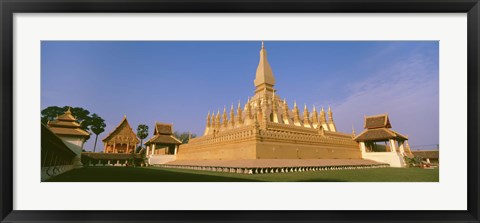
[90,113,106,152]
[41,106,106,147]
[41,106,66,125]
[173,131,197,144]
[136,124,149,150]
[41,106,92,131]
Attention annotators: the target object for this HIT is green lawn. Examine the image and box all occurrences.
[46,166,439,182]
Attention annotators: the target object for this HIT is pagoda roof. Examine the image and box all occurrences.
[47,107,90,138]
[364,114,392,129]
[49,127,90,137]
[154,122,173,135]
[102,116,140,144]
[354,128,407,142]
[56,107,77,121]
[47,119,82,128]
[144,134,182,145]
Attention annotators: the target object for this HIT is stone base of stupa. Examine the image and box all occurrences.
[158,159,388,174]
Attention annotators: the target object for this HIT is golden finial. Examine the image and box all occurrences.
[261,41,264,49]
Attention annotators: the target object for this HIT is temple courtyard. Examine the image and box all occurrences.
[46,166,439,182]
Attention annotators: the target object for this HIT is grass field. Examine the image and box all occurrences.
[46,166,439,182]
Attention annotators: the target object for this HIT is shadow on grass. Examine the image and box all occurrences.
[46,167,262,182]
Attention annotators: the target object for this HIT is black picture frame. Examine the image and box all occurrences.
[1,0,479,222]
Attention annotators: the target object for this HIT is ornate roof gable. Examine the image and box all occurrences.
[102,116,139,144]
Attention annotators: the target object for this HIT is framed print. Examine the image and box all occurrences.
[1,0,479,222]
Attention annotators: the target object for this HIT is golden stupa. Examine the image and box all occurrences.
[177,42,360,160]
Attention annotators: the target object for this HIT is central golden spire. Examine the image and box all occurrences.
[254,41,275,93]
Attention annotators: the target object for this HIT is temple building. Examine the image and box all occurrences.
[144,122,182,165]
[47,107,90,169]
[354,114,413,167]
[177,42,361,161]
[41,123,78,181]
[102,116,139,154]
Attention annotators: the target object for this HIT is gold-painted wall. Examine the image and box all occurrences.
[177,139,361,160]
[177,140,257,160]
[256,141,361,159]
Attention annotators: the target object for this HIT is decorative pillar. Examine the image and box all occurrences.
[360,142,366,153]
[389,139,397,153]
[398,140,405,154]
[151,144,156,156]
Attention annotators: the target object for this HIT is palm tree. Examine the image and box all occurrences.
[136,124,149,151]
[90,114,106,152]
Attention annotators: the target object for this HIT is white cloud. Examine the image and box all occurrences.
[331,49,439,149]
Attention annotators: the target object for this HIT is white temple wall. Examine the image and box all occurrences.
[59,136,84,155]
[361,152,406,167]
[148,154,177,165]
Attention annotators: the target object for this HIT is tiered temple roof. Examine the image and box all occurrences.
[145,122,182,145]
[354,114,407,142]
[102,116,140,145]
[47,107,90,138]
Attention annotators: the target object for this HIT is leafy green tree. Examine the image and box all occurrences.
[41,106,107,145]
[41,106,66,125]
[174,131,197,144]
[41,106,92,130]
[136,124,149,150]
[90,113,106,152]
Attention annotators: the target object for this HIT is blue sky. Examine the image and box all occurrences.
[41,41,439,151]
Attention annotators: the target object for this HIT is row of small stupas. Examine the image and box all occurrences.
[204,99,337,136]
[177,42,362,161]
